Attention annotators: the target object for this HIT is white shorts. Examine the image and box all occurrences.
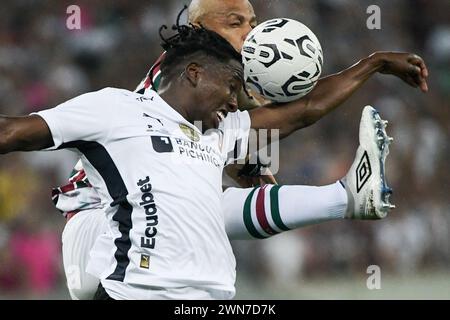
[62,208,108,300]
[61,209,234,300]
[103,283,234,300]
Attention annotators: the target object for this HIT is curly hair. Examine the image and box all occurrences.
[150,6,242,86]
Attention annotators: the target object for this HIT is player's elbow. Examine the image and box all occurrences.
[302,96,334,128]
[279,118,314,139]
[301,109,324,127]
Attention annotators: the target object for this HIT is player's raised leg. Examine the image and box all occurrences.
[224,106,395,239]
[224,182,348,239]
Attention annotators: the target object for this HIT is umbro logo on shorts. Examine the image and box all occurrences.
[356,150,372,193]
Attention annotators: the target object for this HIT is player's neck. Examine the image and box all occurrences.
[159,86,196,125]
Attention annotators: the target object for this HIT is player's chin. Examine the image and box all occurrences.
[210,114,220,130]
[200,117,218,133]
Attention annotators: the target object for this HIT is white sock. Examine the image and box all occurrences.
[224,182,348,240]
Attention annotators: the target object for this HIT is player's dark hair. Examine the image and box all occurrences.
[151,5,242,86]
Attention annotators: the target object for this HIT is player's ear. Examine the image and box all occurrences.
[184,62,202,87]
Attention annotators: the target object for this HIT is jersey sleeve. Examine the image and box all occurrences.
[51,160,103,217]
[221,110,251,165]
[33,88,117,150]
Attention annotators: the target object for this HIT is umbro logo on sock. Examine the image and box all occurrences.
[356,150,372,193]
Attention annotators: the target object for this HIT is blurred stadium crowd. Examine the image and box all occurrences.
[0,0,448,298]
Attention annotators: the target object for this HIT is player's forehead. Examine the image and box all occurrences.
[227,59,244,81]
[198,0,256,21]
[202,57,243,84]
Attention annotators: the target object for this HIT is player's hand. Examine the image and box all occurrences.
[373,52,429,93]
[225,164,278,188]
[244,167,278,187]
[258,167,278,186]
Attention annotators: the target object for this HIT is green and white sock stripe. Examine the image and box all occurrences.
[270,185,290,231]
[243,185,290,239]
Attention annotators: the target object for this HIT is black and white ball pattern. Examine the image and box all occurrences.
[242,18,323,103]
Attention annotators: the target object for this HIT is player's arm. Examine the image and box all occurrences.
[2,89,118,155]
[0,115,54,154]
[249,52,429,140]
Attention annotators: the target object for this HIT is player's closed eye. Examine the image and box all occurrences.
[230,81,241,94]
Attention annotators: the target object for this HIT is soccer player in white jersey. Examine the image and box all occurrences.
[3,26,254,299]
[51,1,430,299]
[0,21,429,299]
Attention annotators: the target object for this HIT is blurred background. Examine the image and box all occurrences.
[0,0,448,299]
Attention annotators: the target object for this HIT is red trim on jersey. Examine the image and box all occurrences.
[60,183,76,194]
[255,185,277,235]
[66,210,80,221]
[144,76,152,89]
[69,169,86,183]
[152,52,166,70]
[144,52,166,89]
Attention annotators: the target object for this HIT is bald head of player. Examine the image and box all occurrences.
[188,0,257,52]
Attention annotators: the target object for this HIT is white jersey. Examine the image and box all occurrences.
[36,87,251,299]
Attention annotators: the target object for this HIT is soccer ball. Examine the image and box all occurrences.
[242,18,323,103]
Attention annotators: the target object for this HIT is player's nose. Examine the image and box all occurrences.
[242,23,253,38]
[238,24,253,50]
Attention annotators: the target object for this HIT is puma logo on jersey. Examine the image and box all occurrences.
[140,254,150,269]
[143,113,163,125]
